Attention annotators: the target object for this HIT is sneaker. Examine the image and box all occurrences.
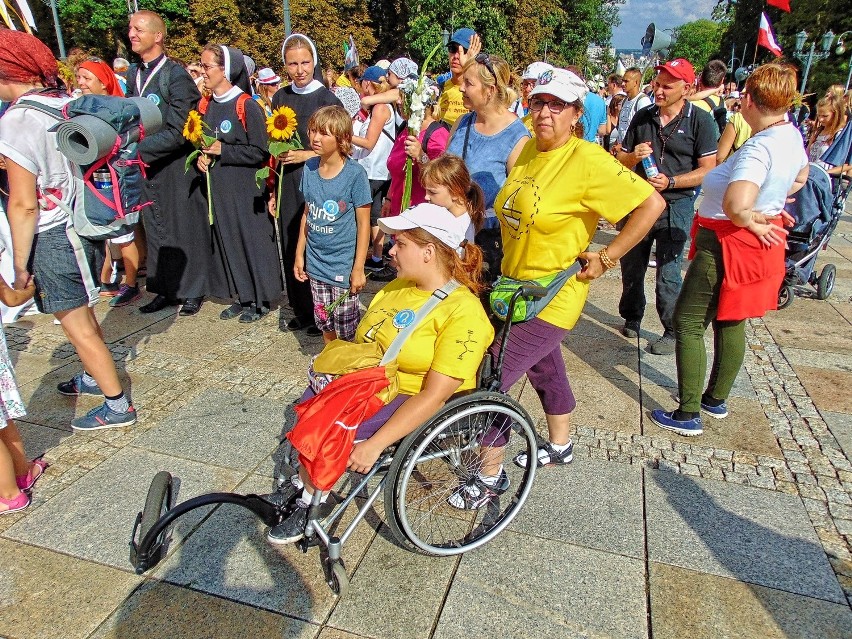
[266,499,309,544]
[650,409,703,436]
[647,331,676,355]
[447,469,510,510]
[57,374,103,397]
[109,284,141,308]
[364,256,384,272]
[219,302,243,320]
[370,265,397,282]
[700,399,729,419]
[306,325,323,337]
[513,440,574,469]
[99,282,121,297]
[622,320,640,339]
[71,403,137,431]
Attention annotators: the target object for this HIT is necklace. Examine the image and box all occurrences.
[759,119,788,133]
[656,103,686,162]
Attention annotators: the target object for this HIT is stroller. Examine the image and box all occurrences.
[778,162,851,309]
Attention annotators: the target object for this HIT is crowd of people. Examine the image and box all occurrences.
[0,11,851,522]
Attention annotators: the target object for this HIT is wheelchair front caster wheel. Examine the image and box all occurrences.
[327,561,349,597]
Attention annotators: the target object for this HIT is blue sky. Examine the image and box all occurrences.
[612,0,717,49]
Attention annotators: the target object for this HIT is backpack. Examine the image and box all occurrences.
[198,93,251,130]
[703,96,728,137]
[12,94,150,240]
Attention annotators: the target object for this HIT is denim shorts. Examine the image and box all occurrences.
[28,222,101,314]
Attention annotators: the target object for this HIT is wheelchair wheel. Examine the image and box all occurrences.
[138,471,173,559]
[817,264,836,300]
[384,392,538,556]
[777,284,794,310]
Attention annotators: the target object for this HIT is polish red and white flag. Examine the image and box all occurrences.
[758,12,783,57]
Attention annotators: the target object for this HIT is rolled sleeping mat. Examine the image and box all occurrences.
[127,96,163,135]
[54,114,121,165]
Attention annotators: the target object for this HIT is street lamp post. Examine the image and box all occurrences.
[834,31,852,92]
[793,30,835,96]
[442,29,450,47]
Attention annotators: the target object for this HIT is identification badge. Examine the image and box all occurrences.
[147,94,161,105]
[220,119,233,133]
[392,309,415,329]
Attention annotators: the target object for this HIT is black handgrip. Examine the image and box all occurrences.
[519,285,548,299]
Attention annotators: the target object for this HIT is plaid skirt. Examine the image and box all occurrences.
[310,279,361,341]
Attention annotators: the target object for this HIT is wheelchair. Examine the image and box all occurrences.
[130,285,546,597]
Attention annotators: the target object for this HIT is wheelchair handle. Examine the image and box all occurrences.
[518,284,548,299]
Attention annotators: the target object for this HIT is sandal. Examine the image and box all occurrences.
[513,440,574,469]
[17,458,48,491]
[0,491,30,515]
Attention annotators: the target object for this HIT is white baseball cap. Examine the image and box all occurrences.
[378,203,467,254]
[529,68,588,104]
[522,61,554,81]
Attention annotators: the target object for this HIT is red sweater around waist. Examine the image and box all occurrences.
[690,216,786,321]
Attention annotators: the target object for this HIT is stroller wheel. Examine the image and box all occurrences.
[778,284,795,310]
[817,265,836,300]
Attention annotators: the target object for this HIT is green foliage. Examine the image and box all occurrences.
[670,19,727,70]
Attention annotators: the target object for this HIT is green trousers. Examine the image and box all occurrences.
[673,227,746,413]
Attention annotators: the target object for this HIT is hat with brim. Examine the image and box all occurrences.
[529,68,588,104]
[378,203,466,254]
[522,61,554,81]
[389,57,418,80]
[449,28,475,50]
[257,67,281,85]
[361,65,386,84]
[654,58,695,85]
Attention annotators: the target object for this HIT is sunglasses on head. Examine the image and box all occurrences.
[475,53,497,82]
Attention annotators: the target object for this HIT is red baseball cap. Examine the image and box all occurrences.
[654,58,695,85]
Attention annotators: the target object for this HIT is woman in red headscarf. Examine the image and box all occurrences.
[74,58,145,308]
[0,31,137,431]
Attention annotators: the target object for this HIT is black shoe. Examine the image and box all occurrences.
[622,320,640,338]
[364,255,384,271]
[370,265,397,282]
[266,499,309,544]
[239,305,265,323]
[286,316,314,331]
[179,297,203,316]
[139,295,178,314]
[306,325,323,337]
[219,302,243,320]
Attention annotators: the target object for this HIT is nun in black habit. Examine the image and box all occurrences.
[271,33,342,334]
[196,45,282,322]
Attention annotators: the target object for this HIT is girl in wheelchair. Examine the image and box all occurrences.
[267,202,493,544]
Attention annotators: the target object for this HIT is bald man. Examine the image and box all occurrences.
[125,10,210,316]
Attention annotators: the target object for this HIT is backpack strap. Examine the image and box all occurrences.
[8,97,64,120]
[421,120,449,155]
[380,280,461,365]
[199,93,251,130]
[461,113,473,162]
[702,96,716,111]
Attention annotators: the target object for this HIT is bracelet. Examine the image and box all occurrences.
[599,246,618,270]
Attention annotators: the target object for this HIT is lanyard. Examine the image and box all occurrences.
[136,57,168,97]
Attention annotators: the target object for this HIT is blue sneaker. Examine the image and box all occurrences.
[650,409,703,436]
[57,374,103,397]
[700,400,728,419]
[71,403,137,431]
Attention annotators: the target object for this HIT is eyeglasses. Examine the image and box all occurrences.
[529,97,569,114]
[199,63,223,71]
[475,53,497,83]
[733,102,741,109]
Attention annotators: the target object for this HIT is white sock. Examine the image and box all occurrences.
[81,371,97,386]
[300,487,328,505]
[477,465,503,485]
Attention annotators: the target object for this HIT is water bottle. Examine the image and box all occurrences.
[641,153,659,178]
[92,169,111,190]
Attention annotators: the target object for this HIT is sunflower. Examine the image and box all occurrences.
[183,110,203,144]
[267,106,298,140]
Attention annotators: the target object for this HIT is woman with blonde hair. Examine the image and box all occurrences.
[808,86,851,177]
[446,53,530,277]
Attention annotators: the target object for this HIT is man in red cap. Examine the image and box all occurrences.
[615,58,717,355]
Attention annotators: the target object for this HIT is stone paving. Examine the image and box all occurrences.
[1,207,852,638]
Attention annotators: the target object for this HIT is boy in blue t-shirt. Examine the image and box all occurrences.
[296,106,372,342]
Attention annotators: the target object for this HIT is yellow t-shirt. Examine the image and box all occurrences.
[727,112,752,158]
[439,81,468,126]
[692,94,722,112]
[355,279,494,395]
[335,75,352,88]
[494,137,655,330]
[522,113,534,135]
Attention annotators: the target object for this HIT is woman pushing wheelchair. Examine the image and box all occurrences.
[268,202,493,544]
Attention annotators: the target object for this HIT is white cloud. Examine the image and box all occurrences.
[613,0,717,49]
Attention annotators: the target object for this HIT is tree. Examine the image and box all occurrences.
[670,19,727,71]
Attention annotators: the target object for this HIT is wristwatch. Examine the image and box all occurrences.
[667,176,676,190]
[418,152,429,165]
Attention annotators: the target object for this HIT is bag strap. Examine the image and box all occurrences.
[461,113,473,162]
[199,93,250,130]
[380,280,461,365]
[8,98,64,121]
[421,120,449,154]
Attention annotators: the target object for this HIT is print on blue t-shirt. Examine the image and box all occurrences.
[300,157,372,288]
